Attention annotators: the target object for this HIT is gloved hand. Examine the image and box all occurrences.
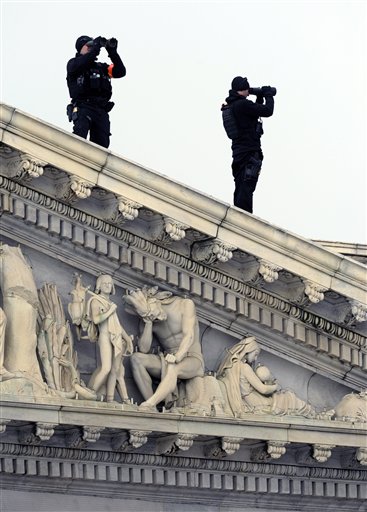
[106,38,118,53]
[261,86,273,96]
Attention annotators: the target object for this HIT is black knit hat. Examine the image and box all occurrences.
[75,35,93,53]
[231,76,250,91]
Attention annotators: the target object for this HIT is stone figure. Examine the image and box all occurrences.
[37,283,96,400]
[0,307,14,381]
[68,273,90,340]
[124,287,205,410]
[217,336,315,418]
[333,391,367,422]
[78,274,134,403]
[0,243,43,383]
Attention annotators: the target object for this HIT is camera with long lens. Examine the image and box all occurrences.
[249,87,277,96]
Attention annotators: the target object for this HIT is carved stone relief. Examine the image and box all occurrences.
[5,154,47,182]
[149,217,189,244]
[0,242,366,466]
[192,239,237,264]
[55,175,94,204]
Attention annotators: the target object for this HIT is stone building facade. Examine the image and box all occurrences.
[0,103,366,511]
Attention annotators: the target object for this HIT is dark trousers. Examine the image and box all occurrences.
[232,151,263,214]
[73,105,111,148]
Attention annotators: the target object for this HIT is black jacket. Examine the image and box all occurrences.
[66,45,126,105]
[225,90,274,161]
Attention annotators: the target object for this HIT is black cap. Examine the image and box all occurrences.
[75,35,93,53]
[231,76,250,91]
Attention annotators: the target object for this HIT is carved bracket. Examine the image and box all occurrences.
[112,430,151,451]
[0,420,11,434]
[82,426,104,443]
[221,436,244,455]
[149,217,189,244]
[343,300,367,326]
[35,422,57,441]
[303,280,328,304]
[5,154,47,181]
[288,279,328,306]
[356,447,367,466]
[164,218,189,242]
[18,422,56,444]
[192,239,237,265]
[258,260,283,283]
[55,175,94,203]
[267,441,289,459]
[251,441,289,461]
[156,433,196,455]
[312,444,335,463]
[104,196,142,224]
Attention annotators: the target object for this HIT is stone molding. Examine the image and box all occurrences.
[0,442,366,509]
[2,402,366,458]
[2,442,366,479]
[0,176,366,385]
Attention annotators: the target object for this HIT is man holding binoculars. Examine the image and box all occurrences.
[222,76,275,214]
[66,35,126,148]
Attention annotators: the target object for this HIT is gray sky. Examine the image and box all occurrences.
[1,0,366,243]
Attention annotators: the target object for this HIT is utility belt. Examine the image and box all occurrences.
[66,100,115,122]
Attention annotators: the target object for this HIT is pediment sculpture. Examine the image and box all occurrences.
[0,242,365,425]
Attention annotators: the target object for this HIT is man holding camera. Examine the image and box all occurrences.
[222,76,275,214]
[66,35,126,148]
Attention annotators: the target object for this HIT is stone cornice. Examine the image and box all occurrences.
[0,441,366,510]
[1,103,366,306]
[1,400,366,451]
[1,442,365,480]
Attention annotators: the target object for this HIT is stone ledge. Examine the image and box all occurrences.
[1,401,366,450]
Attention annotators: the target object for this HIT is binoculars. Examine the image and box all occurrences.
[87,37,117,49]
[249,87,277,96]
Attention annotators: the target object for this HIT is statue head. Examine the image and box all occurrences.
[95,274,115,295]
[124,286,173,321]
[217,336,260,377]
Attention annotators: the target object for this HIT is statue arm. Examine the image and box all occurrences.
[241,363,278,396]
[137,319,153,353]
[90,298,117,325]
[174,299,196,363]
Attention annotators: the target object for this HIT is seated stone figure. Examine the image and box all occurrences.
[217,337,315,418]
[124,287,204,410]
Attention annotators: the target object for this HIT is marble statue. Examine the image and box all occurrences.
[0,243,44,383]
[333,391,367,422]
[0,307,14,381]
[124,287,205,410]
[37,283,96,400]
[217,336,316,418]
[70,274,134,403]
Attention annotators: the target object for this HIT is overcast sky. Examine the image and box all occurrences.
[1,0,366,244]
